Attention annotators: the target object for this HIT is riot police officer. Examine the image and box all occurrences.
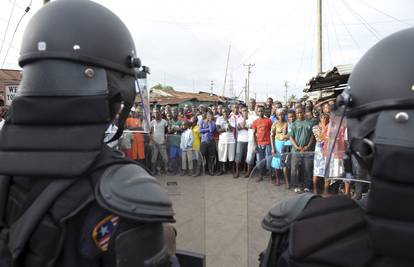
[259,27,414,267]
[0,0,175,266]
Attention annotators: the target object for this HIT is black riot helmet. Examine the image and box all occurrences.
[18,0,143,140]
[0,0,145,177]
[333,27,414,261]
[336,27,414,167]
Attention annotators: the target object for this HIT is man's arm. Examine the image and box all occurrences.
[302,133,314,152]
[270,124,276,155]
[209,122,216,133]
[252,121,258,147]
[198,121,209,133]
[289,124,301,151]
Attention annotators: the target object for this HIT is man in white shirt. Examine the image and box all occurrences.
[245,105,259,177]
[216,108,236,175]
[233,106,249,178]
[150,109,169,175]
[248,98,256,118]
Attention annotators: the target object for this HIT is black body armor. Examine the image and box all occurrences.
[0,1,175,266]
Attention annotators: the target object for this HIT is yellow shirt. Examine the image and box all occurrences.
[271,121,286,141]
[192,125,201,151]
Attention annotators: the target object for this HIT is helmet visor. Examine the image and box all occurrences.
[324,106,371,185]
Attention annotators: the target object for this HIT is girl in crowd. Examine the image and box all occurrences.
[282,110,296,189]
[271,109,288,186]
[191,116,202,176]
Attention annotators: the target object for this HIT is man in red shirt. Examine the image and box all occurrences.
[252,105,273,182]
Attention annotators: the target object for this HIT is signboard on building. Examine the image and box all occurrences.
[4,85,18,106]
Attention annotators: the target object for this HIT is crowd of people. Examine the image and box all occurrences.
[109,96,367,198]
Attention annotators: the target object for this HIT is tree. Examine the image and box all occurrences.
[151,84,164,90]
[150,84,174,91]
[288,94,297,102]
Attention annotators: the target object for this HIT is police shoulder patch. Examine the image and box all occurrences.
[92,214,119,252]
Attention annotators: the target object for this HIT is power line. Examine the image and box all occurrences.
[0,0,18,61]
[326,0,346,64]
[323,1,333,68]
[294,1,315,87]
[309,4,317,76]
[7,0,26,10]
[330,0,362,54]
[239,0,305,65]
[2,1,32,68]
[341,0,381,40]
[356,0,413,27]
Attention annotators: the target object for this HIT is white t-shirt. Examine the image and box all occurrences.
[216,116,235,143]
[246,114,259,142]
[151,119,168,144]
[230,114,248,142]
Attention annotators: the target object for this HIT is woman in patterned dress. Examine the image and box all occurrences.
[312,113,329,194]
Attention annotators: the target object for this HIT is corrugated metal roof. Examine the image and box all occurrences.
[304,64,353,93]
[0,69,21,84]
[334,64,353,75]
[150,88,227,104]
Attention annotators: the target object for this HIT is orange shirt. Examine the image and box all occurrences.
[125,117,145,160]
[252,118,272,145]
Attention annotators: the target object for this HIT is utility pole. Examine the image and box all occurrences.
[222,44,232,97]
[284,81,289,104]
[243,79,248,103]
[317,0,322,74]
[243,63,255,106]
[229,71,235,98]
[210,80,214,95]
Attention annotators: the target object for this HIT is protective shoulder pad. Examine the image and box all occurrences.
[262,193,319,233]
[95,164,175,223]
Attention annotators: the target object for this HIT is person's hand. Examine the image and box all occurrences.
[271,149,276,156]
[302,145,308,152]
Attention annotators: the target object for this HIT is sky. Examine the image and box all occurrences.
[0,0,413,101]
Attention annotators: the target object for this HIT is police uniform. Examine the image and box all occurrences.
[0,1,174,266]
[259,27,414,267]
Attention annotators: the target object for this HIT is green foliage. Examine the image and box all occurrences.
[151,84,174,90]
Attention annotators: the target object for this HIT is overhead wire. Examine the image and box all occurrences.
[308,4,317,79]
[330,0,363,54]
[340,0,381,40]
[356,0,413,27]
[326,0,346,64]
[7,0,26,10]
[0,0,18,61]
[294,1,315,88]
[238,0,305,65]
[323,0,333,68]
[1,0,32,68]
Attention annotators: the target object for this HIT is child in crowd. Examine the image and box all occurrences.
[191,116,202,176]
[180,121,194,176]
[270,109,288,186]
[282,110,296,189]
